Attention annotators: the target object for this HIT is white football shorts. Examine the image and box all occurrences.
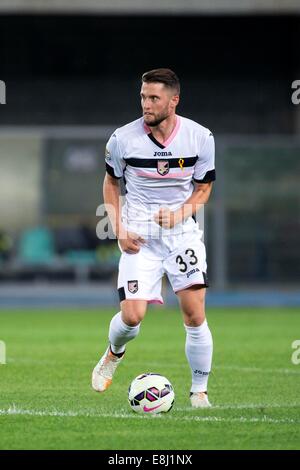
[117,227,208,304]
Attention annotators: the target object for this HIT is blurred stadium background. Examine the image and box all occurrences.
[0,0,299,309]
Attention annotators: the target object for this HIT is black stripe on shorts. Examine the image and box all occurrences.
[118,287,126,302]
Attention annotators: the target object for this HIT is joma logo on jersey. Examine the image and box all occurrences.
[154,151,172,156]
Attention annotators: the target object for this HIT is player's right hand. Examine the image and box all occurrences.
[118,231,145,254]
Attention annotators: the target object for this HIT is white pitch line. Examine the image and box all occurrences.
[0,406,299,425]
[177,416,300,424]
[176,403,300,411]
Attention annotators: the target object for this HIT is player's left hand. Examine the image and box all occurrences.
[154,207,180,229]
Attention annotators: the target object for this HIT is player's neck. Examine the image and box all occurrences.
[149,114,177,145]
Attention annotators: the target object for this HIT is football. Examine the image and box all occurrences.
[128,373,175,414]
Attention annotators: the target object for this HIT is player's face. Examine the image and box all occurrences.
[141,82,179,127]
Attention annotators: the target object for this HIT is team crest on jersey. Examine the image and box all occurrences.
[157,160,169,176]
[128,280,138,294]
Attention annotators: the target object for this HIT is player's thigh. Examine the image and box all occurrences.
[165,231,208,294]
[177,285,206,326]
[118,245,164,322]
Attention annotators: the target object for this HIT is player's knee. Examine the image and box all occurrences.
[183,304,206,326]
[182,300,205,319]
[123,315,142,327]
[121,302,147,326]
[184,314,206,327]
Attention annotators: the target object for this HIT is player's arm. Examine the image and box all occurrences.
[103,173,125,239]
[175,180,213,223]
[154,182,213,229]
[155,129,215,229]
[103,173,145,254]
[104,132,145,254]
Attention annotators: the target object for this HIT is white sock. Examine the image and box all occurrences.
[184,320,213,393]
[108,311,140,354]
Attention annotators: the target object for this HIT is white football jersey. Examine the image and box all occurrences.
[105,115,215,236]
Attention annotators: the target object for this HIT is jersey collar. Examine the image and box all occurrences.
[143,115,181,149]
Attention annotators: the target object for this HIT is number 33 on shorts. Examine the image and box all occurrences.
[165,238,209,293]
[175,248,198,272]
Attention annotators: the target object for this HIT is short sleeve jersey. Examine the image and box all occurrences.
[105,115,215,235]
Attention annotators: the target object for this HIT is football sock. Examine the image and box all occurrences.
[109,348,124,358]
[184,320,213,393]
[108,311,140,354]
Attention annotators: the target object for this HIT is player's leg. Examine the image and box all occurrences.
[92,300,147,393]
[165,229,213,407]
[176,285,213,407]
[92,242,164,393]
[111,245,164,353]
[109,299,148,355]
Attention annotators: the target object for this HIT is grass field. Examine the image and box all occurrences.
[0,307,300,450]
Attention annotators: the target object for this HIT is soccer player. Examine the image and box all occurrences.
[92,68,215,407]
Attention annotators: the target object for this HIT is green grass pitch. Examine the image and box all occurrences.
[0,307,299,450]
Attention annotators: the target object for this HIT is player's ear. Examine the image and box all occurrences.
[171,94,179,109]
